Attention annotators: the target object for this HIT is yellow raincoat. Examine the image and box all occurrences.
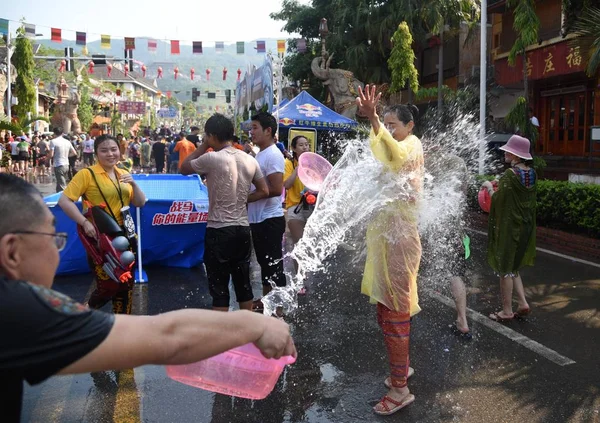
[361,127,424,315]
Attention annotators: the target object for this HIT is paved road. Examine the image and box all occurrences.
[21,230,600,423]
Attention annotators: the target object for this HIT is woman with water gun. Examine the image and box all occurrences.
[58,134,146,315]
[356,84,424,416]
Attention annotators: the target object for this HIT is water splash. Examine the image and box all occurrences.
[260,110,493,316]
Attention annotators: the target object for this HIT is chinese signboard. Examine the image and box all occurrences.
[118,101,146,114]
[495,41,585,86]
[157,107,178,118]
[152,201,208,226]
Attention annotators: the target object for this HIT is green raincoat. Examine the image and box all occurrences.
[487,169,537,274]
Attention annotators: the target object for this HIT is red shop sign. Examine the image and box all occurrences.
[494,41,585,86]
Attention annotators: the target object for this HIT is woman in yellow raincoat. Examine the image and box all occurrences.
[356,85,423,416]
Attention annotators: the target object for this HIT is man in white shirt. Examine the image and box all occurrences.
[248,112,286,311]
[9,137,20,173]
[49,127,76,192]
[82,134,95,166]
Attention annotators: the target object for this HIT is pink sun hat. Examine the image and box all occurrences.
[499,135,532,160]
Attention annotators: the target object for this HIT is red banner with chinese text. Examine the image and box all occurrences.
[494,41,585,86]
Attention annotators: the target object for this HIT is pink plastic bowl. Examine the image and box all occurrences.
[166,343,296,400]
[478,188,492,213]
[298,152,333,193]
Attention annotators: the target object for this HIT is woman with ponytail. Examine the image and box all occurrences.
[356,85,423,416]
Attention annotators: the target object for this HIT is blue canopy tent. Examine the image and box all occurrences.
[240,98,290,131]
[276,91,357,132]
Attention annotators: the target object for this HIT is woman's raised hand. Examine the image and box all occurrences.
[356,84,382,120]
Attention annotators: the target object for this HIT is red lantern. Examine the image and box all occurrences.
[190,68,195,81]
[157,66,163,79]
[141,64,147,78]
[174,66,179,80]
[166,91,172,99]
[59,60,66,73]
[88,61,94,74]
[107,63,113,77]
[223,67,228,81]
[237,68,242,82]
[124,64,129,77]
[206,68,211,81]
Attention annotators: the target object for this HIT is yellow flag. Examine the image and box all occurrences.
[101,34,111,49]
[277,40,285,54]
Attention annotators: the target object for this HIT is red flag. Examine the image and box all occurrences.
[171,40,180,55]
[51,28,62,42]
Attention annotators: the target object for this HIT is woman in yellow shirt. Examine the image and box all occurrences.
[58,135,146,315]
[283,136,311,286]
[356,85,423,416]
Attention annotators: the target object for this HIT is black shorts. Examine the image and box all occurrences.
[11,155,18,162]
[204,225,253,308]
[17,152,29,161]
[251,216,286,287]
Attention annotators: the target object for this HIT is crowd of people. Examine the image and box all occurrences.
[0,94,538,419]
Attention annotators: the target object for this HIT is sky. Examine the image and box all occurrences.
[4,0,310,43]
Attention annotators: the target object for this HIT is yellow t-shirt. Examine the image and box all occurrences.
[284,158,304,209]
[63,164,133,224]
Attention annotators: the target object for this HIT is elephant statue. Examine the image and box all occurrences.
[311,54,364,119]
[52,77,82,134]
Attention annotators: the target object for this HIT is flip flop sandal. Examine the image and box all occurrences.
[515,308,531,318]
[373,393,415,416]
[384,367,414,389]
[489,311,515,322]
[450,323,473,341]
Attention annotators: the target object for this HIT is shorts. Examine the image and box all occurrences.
[38,155,50,167]
[11,155,18,162]
[204,225,253,308]
[17,152,29,161]
[287,204,313,222]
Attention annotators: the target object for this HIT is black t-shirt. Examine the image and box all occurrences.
[187,134,201,147]
[0,278,115,422]
[152,141,167,159]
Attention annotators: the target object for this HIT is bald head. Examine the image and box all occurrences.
[0,174,47,239]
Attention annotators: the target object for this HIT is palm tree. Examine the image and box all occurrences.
[420,0,480,114]
[572,6,600,76]
[0,115,49,136]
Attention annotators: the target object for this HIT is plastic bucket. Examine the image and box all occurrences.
[478,188,492,213]
[166,343,296,400]
[297,152,333,193]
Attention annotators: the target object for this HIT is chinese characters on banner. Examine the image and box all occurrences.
[152,201,208,226]
[118,101,146,114]
[495,41,585,86]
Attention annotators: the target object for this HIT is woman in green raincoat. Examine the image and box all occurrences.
[356,85,423,416]
[483,135,536,322]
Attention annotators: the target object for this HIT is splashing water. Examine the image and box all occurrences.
[260,110,493,316]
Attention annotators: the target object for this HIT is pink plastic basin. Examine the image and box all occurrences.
[166,343,296,400]
[298,152,333,192]
[478,188,491,213]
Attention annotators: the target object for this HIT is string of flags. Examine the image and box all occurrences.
[0,18,308,54]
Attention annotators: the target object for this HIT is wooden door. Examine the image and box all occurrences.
[546,92,588,156]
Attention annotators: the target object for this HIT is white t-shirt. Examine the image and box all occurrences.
[247,144,285,224]
[9,141,19,155]
[83,139,95,153]
[50,136,74,167]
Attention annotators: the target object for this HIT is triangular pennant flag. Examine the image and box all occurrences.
[148,39,157,52]
[51,28,62,42]
[0,19,8,36]
[76,31,86,46]
[124,37,136,50]
[297,38,307,53]
[236,41,244,54]
[171,40,180,55]
[215,41,224,53]
[24,23,36,38]
[277,40,286,54]
[193,41,203,54]
[256,41,266,53]
[101,34,111,49]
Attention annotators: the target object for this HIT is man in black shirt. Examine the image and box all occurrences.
[0,175,296,422]
[187,125,202,148]
[151,137,167,173]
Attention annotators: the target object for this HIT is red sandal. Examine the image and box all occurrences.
[373,393,415,416]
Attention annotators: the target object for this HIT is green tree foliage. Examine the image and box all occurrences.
[506,0,540,66]
[77,86,93,133]
[0,115,49,135]
[504,96,538,146]
[12,25,36,121]
[388,22,419,95]
[182,100,197,122]
[572,6,600,76]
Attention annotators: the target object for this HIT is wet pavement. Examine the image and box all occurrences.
[21,228,600,423]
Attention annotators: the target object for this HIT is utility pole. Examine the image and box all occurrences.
[479,0,487,175]
[5,27,12,123]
